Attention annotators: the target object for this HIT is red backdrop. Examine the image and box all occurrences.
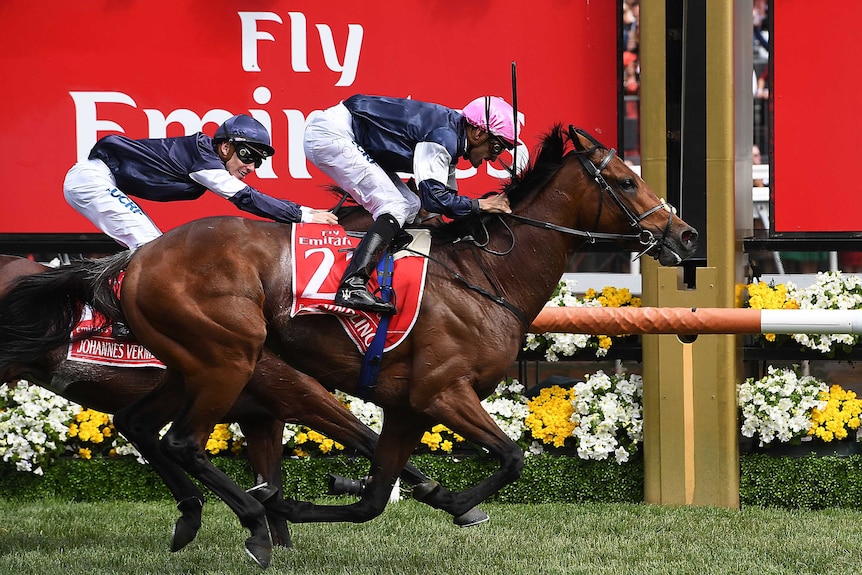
[1,1,618,236]
[772,2,862,234]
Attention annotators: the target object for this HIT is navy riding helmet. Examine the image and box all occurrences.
[214,114,275,158]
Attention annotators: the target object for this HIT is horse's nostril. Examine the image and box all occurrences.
[681,229,698,246]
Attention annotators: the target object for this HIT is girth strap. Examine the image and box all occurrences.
[356,250,396,400]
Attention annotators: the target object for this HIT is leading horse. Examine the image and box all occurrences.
[0,125,697,567]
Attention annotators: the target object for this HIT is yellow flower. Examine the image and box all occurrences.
[421,431,443,451]
[525,386,576,447]
[205,423,233,454]
[743,281,800,340]
[78,447,92,460]
[809,385,862,442]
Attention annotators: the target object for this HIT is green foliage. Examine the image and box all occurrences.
[5,453,862,511]
[740,453,862,510]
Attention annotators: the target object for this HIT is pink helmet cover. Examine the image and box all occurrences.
[461,96,516,145]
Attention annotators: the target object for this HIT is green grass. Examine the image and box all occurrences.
[1,498,860,575]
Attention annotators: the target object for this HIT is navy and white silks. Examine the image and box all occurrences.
[64,133,309,248]
[304,95,479,227]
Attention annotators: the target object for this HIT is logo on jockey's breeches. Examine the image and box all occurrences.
[110,188,144,215]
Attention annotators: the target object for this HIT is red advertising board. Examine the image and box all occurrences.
[772,2,862,234]
[1,2,618,240]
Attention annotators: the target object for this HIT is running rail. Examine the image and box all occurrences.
[529,307,862,336]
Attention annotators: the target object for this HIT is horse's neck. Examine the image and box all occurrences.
[485,162,590,321]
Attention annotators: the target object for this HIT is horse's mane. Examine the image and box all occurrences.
[433,124,569,241]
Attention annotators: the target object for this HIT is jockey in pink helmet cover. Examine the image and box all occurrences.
[304,95,515,315]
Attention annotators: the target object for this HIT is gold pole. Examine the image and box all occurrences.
[639,0,748,508]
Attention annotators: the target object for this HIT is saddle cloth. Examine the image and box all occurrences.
[290,223,430,353]
[67,306,166,368]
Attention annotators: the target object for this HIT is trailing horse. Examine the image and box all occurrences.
[0,125,697,568]
[0,258,486,551]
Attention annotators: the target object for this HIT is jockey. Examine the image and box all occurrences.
[304,94,515,315]
[64,114,338,249]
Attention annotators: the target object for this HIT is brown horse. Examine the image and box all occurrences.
[0,125,697,567]
[0,255,486,550]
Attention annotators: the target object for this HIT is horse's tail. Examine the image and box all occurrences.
[0,251,133,370]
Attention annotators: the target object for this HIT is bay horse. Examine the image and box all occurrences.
[0,125,697,568]
[0,262,486,549]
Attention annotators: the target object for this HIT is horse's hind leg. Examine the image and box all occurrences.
[240,415,292,548]
[159,366,272,568]
[112,370,207,552]
[272,415,425,524]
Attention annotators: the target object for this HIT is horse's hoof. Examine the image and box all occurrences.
[411,480,440,501]
[171,516,201,552]
[244,535,272,569]
[453,507,490,528]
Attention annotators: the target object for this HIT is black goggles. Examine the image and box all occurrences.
[489,135,513,156]
[234,143,266,168]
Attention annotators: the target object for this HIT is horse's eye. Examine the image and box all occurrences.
[620,178,637,191]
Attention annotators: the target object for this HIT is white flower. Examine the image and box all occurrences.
[569,370,643,463]
[736,365,827,445]
[0,382,79,473]
[786,271,862,353]
[524,279,609,361]
[481,379,529,442]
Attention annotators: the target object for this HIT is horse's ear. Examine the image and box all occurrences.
[568,125,585,152]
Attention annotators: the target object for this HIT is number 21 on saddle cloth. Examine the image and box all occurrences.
[290,223,430,353]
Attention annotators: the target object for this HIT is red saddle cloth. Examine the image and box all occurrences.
[67,306,166,368]
[290,223,429,353]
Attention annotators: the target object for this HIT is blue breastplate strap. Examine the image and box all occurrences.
[356,250,395,400]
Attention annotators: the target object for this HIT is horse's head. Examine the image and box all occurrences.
[566,125,698,265]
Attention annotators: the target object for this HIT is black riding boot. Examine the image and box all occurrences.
[335,214,400,315]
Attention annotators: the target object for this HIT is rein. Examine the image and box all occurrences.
[395,244,530,329]
[399,125,682,328]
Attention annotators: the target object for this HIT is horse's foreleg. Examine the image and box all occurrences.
[272,418,424,524]
[412,381,525,517]
[246,361,488,525]
[112,374,207,553]
[239,416,292,548]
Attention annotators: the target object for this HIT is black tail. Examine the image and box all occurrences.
[0,251,134,370]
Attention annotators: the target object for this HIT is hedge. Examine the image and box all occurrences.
[2,453,861,510]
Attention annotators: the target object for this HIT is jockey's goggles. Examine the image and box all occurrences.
[233,142,267,168]
[488,134,514,156]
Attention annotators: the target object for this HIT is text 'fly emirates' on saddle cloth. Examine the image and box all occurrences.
[290,223,430,353]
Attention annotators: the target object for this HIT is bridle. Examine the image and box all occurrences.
[505,125,681,264]
[413,125,685,328]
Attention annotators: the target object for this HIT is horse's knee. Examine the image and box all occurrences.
[160,429,204,467]
[503,444,525,479]
[112,408,148,444]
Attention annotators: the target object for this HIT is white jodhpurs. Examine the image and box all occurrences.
[63,159,161,249]
[303,103,420,227]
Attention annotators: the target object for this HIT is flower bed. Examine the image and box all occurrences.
[0,371,646,475]
[4,274,862,479]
